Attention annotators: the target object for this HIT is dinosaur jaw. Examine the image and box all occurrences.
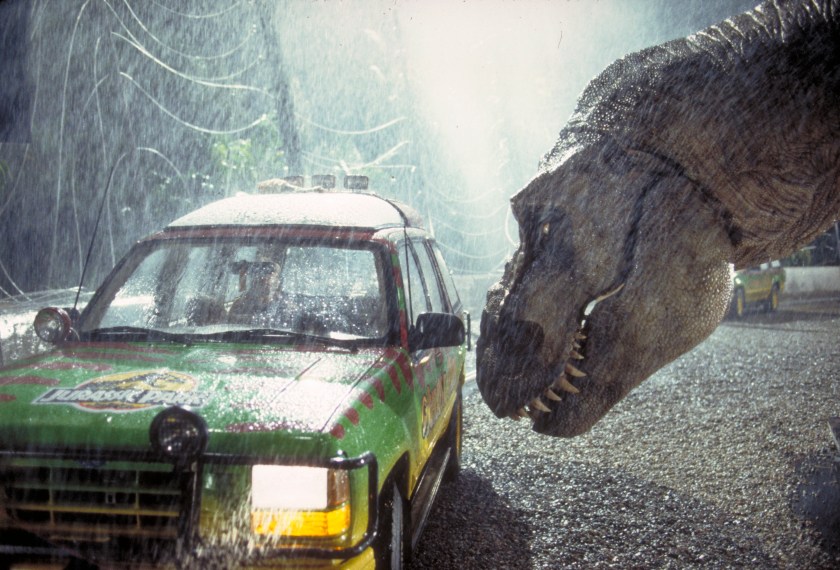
[476,240,734,438]
[476,283,631,437]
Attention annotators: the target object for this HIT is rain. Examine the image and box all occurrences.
[0,0,764,324]
[1,0,839,568]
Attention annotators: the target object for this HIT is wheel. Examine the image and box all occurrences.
[374,480,408,569]
[767,284,780,312]
[731,288,746,318]
[443,385,463,483]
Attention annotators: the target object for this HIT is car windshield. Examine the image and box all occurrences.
[78,236,394,345]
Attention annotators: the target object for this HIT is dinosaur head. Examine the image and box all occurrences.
[476,138,736,437]
[476,0,840,437]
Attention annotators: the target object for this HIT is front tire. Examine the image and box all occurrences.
[374,480,408,569]
[443,385,463,483]
[732,288,746,318]
[767,284,780,312]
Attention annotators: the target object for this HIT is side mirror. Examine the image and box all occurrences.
[34,307,76,344]
[409,312,465,352]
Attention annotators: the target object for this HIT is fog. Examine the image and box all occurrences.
[0,0,757,314]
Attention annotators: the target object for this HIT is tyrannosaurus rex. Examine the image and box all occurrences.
[476,0,840,437]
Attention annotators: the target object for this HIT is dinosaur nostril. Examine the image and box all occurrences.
[502,319,545,354]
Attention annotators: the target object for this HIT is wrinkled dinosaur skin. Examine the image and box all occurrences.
[476,0,840,437]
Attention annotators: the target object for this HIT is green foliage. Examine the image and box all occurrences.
[209,114,290,192]
[781,248,813,267]
[781,225,840,266]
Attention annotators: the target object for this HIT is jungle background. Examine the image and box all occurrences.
[0,0,836,317]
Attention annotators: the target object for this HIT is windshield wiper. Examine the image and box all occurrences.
[204,328,363,350]
[83,326,193,345]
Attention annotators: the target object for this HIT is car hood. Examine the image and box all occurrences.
[0,342,404,453]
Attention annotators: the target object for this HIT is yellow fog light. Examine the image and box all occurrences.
[250,465,350,538]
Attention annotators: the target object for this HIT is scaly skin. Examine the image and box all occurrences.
[476,0,840,437]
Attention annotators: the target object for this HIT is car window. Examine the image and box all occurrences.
[414,240,447,313]
[96,242,244,329]
[97,247,169,328]
[279,246,389,337]
[429,242,461,312]
[399,241,430,325]
[283,246,380,297]
[84,239,390,340]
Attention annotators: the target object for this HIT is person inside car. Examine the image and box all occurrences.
[228,261,282,325]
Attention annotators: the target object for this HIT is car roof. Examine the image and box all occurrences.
[167,189,425,231]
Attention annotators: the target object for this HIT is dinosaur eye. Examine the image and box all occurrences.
[533,221,552,254]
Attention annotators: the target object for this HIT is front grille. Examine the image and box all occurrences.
[1,461,187,544]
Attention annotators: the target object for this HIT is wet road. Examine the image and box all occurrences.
[412,295,840,569]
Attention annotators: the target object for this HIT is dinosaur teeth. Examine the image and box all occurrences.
[530,397,551,412]
[553,375,580,394]
[565,363,586,378]
[545,388,563,401]
[509,314,597,422]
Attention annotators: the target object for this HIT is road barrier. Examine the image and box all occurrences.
[783,267,840,296]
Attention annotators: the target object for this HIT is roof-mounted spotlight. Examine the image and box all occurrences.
[312,174,336,189]
[344,175,369,190]
[34,307,74,344]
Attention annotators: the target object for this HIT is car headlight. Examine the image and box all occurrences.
[149,407,208,463]
[250,465,350,538]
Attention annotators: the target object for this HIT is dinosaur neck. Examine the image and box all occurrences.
[550,0,840,268]
[664,0,840,267]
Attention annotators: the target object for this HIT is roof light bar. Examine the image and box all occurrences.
[344,175,369,190]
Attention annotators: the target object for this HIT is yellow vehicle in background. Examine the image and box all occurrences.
[731,261,786,318]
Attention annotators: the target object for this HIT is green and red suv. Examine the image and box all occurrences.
[0,177,468,569]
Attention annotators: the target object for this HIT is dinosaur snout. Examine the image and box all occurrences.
[500,318,545,358]
[480,309,544,357]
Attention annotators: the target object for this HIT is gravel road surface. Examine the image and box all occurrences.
[412,297,840,569]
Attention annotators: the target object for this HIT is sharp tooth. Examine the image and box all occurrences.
[509,413,522,421]
[593,282,625,303]
[530,398,551,412]
[571,349,584,360]
[545,388,562,401]
[565,363,586,378]
[573,341,582,349]
[554,375,580,394]
[575,332,586,340]
[516,407,529,419]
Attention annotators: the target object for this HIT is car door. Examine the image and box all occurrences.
[413,240,459,436]
[399,239,450,464]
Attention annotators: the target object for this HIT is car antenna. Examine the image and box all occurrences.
[73,150,129,314]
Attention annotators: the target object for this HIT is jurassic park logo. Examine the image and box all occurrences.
[33,369,208,412]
